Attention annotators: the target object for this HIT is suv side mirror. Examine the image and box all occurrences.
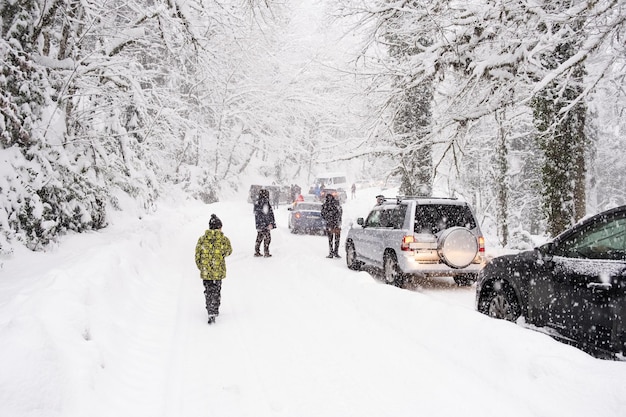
[357,217,364,226]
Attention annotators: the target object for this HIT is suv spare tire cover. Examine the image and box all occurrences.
[437,227,478,268]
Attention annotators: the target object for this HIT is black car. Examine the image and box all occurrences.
[476,205,626,358]
[288,202,326,234]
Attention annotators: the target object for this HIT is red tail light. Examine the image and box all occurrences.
[478,236,485,253]
[401,235,414,251]
[295,212,301,219]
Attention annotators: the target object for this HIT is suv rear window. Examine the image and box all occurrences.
[414,204,476,234]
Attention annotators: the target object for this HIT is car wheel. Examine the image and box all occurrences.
[383,251,404,287]
[480,282,521,322]
[346,242,361,271]
[453,273,477,286]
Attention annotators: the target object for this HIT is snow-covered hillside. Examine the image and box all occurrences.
[1,188,625,417]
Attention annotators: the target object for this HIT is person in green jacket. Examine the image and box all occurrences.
[195,214,232,324]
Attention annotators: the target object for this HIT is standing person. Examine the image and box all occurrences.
[321,194,343,258]
[294,184,302,198]
[195,214,232,325]
[351,183,356,199]
[313,183,321,199]
[254,189,276,257]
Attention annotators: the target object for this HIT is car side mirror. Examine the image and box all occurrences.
[287,207,293,211]
[357,217,364,226]
[536,242,555,263]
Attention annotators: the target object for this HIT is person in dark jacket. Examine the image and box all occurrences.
[195,214,232,324]
[321,194,343,258]
[294,184,302,201]
[253,189,276,257]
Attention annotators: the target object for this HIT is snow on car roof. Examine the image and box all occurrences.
[380,196,469,206]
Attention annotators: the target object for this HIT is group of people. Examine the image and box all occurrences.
[252,187,343,258]
[194,188,344,324]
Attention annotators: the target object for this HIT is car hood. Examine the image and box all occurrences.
[487,250,537,267]
[479,250,543,279]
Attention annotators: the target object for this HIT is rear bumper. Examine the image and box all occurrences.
[397,252,485,276]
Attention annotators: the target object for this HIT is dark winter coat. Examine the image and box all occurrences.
[195,229,232,280]
[254,197,276,231]
[321,196,342,229]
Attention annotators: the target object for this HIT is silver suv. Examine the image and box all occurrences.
[345,196,485,286]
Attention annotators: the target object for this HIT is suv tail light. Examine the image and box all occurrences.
[401,235,415,251]
[478,236,485,253]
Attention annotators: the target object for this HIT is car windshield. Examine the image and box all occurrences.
[414,204,476,234]
[296,203,321,211]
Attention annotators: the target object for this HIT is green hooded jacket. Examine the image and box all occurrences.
[195,229,232,280]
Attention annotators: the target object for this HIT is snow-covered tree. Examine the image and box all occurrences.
[0,0,288,250]
[1,0,369,252]
[1,0,107,251]
[337,0,626,238]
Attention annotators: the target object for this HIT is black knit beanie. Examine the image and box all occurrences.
[209,214,223,230]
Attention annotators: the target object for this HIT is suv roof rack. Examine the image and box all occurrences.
[395,195,458,203]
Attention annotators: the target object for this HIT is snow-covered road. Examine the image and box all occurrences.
[1,189,625,417]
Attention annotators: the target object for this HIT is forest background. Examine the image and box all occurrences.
[1,0,625,254]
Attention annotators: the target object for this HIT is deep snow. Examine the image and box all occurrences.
[1,187,625,417]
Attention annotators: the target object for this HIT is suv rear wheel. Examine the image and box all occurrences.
[383,251,404,287]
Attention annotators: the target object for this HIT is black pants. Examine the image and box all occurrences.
[203,280,222,316]
[327,227,341,255]
[255,230,271,254]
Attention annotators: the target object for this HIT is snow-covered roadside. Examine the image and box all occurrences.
[0,194,201,416]
[1,189,625,417]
